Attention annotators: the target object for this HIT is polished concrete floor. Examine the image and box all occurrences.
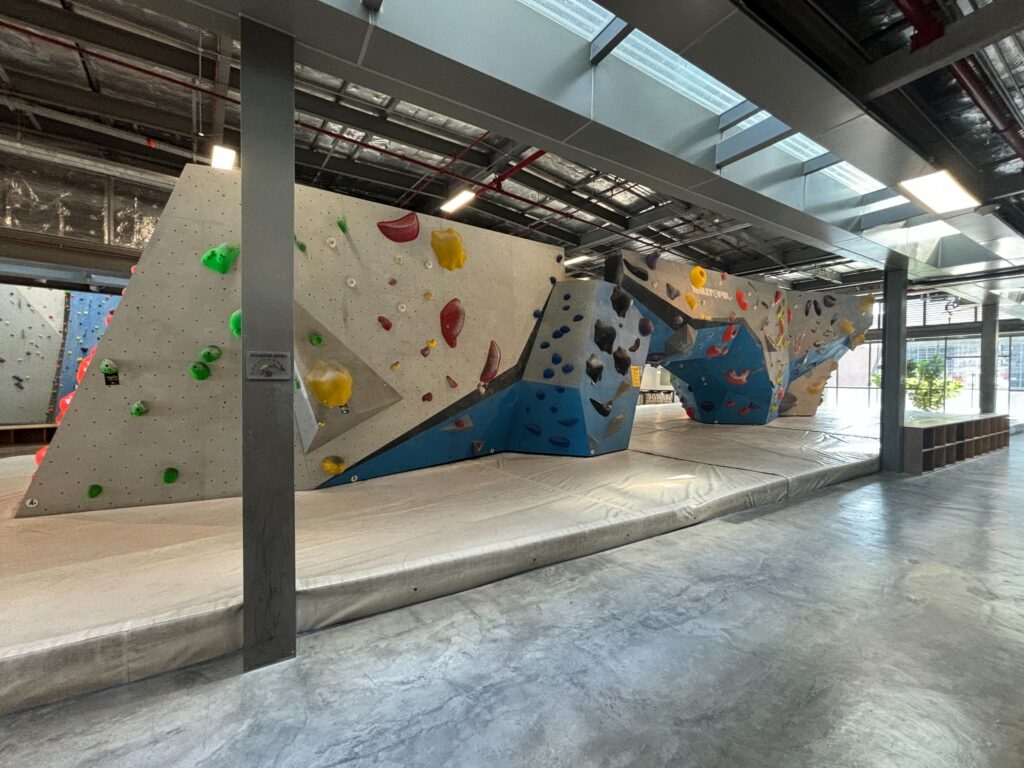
[1,441,1022,768]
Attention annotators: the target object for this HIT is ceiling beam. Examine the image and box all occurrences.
[0,227,139,276]
[590,17,633,66]
[719,100,760,132]
[715,116,795,168]
[847,0,1024,101]
[510,169,629,229]
[802,152,841,175]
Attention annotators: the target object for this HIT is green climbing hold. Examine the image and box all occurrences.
[189,361,211,381]
[87,484,103,499]
[229,309,242,338]
[308,332,324,347]
[294,234,307,253]
[199,345,222,363]
[130,401,148,416]
[336,217,348,234]
[163,467,179,484]
[99,359,118,375]
[200,243,240,275]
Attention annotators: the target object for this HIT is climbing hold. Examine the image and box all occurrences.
[420,347,431,358]
[200,345,222,363]
[346,277,357,288]
[610,285,632,317]
[612,347,631,376]
[377,211,420,242]
[440,298,465,348]
[604,412,626,438]
[200,243,240,275]
[336,217,349,234]
[858,293,875,312]
[561,364,574,374]
[308,333,324,347]
[590,398,613,417]
[594,319,616,354]
[725,369,751,385]
[735,290,749,311]
[322,456,347,475]
[839,318,856,335]
[623,261,649,281]
[326,237,338,249]
[397,303,407,313]
[707,345,726,358]
[723,325,739,342]
[425,260,433,269]
[813,299,822,316]
[533,310,543,319]
[638,318,654,337]
[850,333,865,349]
[542,369,555,379]
[472,440,485,454]
[552,353,563,365]
[294,235,307,253]
[644,251,661,270]
[229,309,242,338]
[446,375,458,388]
[76,349,95,384]
[55,391,75,425]
[479,340,501,383]
[689,266,707,289]
[388,277,397,286]
[34,445,48,466]
[162,467,179,484]
[422,392,434,402]
[773,290,783,306]
[130,401,148,416]
[390,361,401,372]
[305,361,353,408]
[431,228,468,270]
[666,283,681,300]
[524,423,542,437]
[189,361,211,381]
[426,339,438,349]
[395,254,404,265]
[548,436,571,448]
[823,294,836,308]
[98,358,117,375]
[87,484,103,499]
[684,293,698,311]
[378,316,393,331]
[573,314,583,322]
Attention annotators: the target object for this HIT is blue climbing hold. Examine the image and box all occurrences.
[533,309,542,318]
[536,391,546,400]
[543,368,555,379]
[553,331,563,339]
[552,353,562,364]
[557,417,579,427]
[563,293,571,300]
[562,364,574,374]
[540,341,551,349]
[573,314,583,322]
[549,276,557,285]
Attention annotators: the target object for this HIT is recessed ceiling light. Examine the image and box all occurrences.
[898,170,979,214]
[210,145,237,170]
[440,189,476,213]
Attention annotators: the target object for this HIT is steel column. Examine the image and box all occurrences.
[980,298,999,413]
[880,257,908,473]
[240,16,296,671]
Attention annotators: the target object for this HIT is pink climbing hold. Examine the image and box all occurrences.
[378,315,393,331]
[735,290,749,311]
[422,392,433,402]
[722,325,739,343]
[446,375,458,388]
[377,211,421,243]
[725,369,751,385]
[55,390,75,425]
[706,345,726,358]
[440,298,465,348]
[479,340,501,383]
[34,444,48,466]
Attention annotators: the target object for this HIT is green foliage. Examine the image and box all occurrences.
[871,355,963,412]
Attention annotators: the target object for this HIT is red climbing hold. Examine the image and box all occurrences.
[76,348,95,385]
[422,392,433,402]
[723,325,739,343]
[377,211,421,243]
[685,407,696,419]
[55,390,75,425]
[787,306,792,325]
[724,400,736,408]
[725,369,751,385]
[446,375,459,388]
[739,406,750,415]
[479,340,501,383]
[420,347,431,358]
[34,444,48,466]
[440,298,465,348]
[472,440,485,454]
[388,277,397,286]
[773,290,783,306]
[104,310,114,327]
[707,345,726,358]
[735,290,748,311]
[378,315,393,331]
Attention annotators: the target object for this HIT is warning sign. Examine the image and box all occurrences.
[631,365,642,387]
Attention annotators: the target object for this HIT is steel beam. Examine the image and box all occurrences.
[0,227,139,275]
[715,116,795,168]
[511,171,629,229]
[860,187,904,206]
[590,17,633,66]
[980,298,999,413]
[858,201,927,231]
[880,257,908,473]
[719,100,760,132]
[802,152,841,176]
[847,0,1024,101]
[240,16,296,672]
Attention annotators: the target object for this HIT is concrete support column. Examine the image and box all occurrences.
[880,258,908,473]
[240,16,296,671]
[980,298,999,414]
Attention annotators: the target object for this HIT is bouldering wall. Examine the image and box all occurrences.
[56,292,120,403]
[24,165,652,516]
[0,287,65,425]
[615,250,871,424]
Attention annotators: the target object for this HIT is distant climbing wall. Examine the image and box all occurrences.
[0,287,65,424]
[56,292,120,402]
[615,250,871,424]
[23,165,655,516]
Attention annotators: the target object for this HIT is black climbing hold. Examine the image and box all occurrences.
[638,318,654,337]
[700,400,714,412]
[805,300,812,316]
[612,347,631,376]
[647,352,665,364]
[594,319,616,353]
[563,293,571,301]
[823,294,836,308]
[813,300,821,316]
[644,251,661,270]
[552,353,562,364]
[536,391,546,400]
[622,262,647,282]
[548,436,571,448]
[525,423,542,436]
[610,285,631,317]
[629,338,641,352]
[590,398,613,417]
[557,417,580,428]
[665,283,680,300]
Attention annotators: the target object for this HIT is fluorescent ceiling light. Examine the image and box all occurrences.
[440,189,476,213]
[899,170,979,214]
[563,254,593,266]
[210,145,236,170]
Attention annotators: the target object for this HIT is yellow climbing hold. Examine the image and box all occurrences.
[321,456,347,476]
[806,383,825,395]
[850,333,865,349]
[426,338,437,349]
[684,293,698,311]
[839,318,856,335]
[423,291,434,301]
[858,293,875,312]
[431,228,468,271]
[304,360,353,408]
[689,266,707,289]
[390,361,401,372]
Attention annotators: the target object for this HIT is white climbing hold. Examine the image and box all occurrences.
[395,254,404,265]
[397,303,407,313]
[346,276,357,288]
[326,237,338,249]
[424,259,433,269]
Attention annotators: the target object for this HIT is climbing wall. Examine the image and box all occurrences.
[56,292,120,402]
[615,250,872,424]
[0,287,65,424]
[21,165,570,516]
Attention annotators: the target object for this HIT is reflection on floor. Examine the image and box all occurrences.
[1,437,1019,767]
[0,404,878,715]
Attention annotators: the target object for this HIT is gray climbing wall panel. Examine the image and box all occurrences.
[22,165,562,516]
[0,287,64,425]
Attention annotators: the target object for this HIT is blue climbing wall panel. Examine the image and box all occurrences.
[57,291,119,401]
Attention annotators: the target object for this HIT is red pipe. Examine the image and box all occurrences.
[891,0,1024,161]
